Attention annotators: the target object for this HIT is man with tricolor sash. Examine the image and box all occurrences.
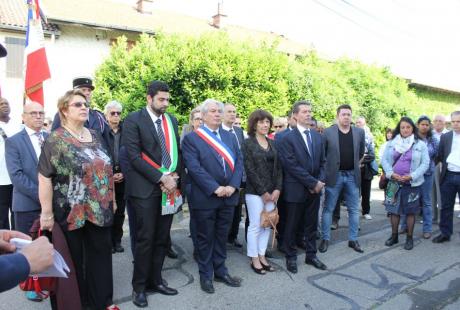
[182,99,244,294]
[122,81,182,308]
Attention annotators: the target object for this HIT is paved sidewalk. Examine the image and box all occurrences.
[1,181,459,310]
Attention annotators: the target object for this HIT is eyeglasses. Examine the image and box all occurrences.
[193,117,202,121]
[273,125,284,129]
[24,111,45,117]
[110,111,122,116]
[69,101,89,108]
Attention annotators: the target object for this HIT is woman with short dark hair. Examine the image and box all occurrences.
[381,117,429,250]
[242,109,282,274]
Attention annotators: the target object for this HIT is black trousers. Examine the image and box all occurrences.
[193,203,234,280]
[64,222,113,309]
[276,197,287,247]
[111,182,126,246]
[283,193,320,260]
[14,210,40,235]
[360,171,373,215]
[0,185,13,229]
[131,195,173,292]
[228,189,245,242]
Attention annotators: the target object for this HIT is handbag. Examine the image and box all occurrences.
[260,202,279,248]
[379,152,404,190]
[19,220,56,299]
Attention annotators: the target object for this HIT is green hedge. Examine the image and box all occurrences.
[92,32,458,148]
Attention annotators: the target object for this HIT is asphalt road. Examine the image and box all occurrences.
[2,180,459,310]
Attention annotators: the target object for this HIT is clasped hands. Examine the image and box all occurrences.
[262,189,281,204]
[214,186,236,197]
[309,181,325,194]
[160,172,179,194]
[391,173,412,183]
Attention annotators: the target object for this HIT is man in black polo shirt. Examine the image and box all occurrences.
[319,104,366,253]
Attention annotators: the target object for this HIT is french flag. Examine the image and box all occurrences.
[24,0,50,106]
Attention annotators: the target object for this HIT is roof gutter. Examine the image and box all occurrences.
[47,17,155,35]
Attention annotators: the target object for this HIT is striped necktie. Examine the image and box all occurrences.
[155,118,171,168]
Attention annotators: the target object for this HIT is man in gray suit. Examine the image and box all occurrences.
[319,104,366,253]
[5,101,47,301]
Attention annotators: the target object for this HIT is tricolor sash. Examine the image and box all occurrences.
[195,127,236,172]
[141,113,182,215]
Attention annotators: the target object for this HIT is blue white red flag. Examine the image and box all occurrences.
[24,0,50,105]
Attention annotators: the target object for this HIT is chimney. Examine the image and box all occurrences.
[136,0,154,14]
[211,1,227,29]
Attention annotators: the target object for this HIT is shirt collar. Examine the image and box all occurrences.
[146,106,161,124]
[221,123,233,131]
[297,124,309,133]
[24,126,41,136]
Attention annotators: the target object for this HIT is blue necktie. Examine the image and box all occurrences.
[304,129,314,157]
[156,118,171,168]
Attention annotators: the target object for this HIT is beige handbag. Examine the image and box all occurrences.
[260,203,279,248]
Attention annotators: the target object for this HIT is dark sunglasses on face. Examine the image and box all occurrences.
[69,101,90,108]
[274,125,283,128]
[110,111,122,116]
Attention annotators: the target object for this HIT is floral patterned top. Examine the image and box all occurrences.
[38,128,114,231]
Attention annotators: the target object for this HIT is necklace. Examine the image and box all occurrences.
[64,125,85,140]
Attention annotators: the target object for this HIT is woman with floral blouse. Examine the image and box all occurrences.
[39,89,118,310]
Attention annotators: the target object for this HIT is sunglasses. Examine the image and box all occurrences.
[273,125,284,128]
[110,111,122,116]
[24,111,45,117]
[69,101,90,108]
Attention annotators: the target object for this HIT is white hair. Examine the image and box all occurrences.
[200,99,224,115]
[104,100,123,114]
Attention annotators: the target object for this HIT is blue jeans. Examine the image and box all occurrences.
[440,172,460,237]
[321,171,360,241]
[400,174,433,233]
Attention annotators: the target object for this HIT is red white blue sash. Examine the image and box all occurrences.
[195,127,236,172]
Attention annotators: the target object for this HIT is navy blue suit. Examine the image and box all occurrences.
[5,129,48,234]
[278,127,325,260]
[0,253,30,293]
[182,126,243,280]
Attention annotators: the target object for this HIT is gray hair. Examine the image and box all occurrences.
[104,100,123,114]
[450,111,460,118]
[200,99,224,115]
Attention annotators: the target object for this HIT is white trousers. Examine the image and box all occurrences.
[245,194,275,258]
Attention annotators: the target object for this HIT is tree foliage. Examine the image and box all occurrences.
[92,32,457,148]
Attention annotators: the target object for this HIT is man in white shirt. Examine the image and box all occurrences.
[433,111,460,243]
[0,97,23,229]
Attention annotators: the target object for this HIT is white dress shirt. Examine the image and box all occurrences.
[221,123,240,149]
[446,131,460,172]
[24,126,44,159]
[0,121,23,185]
[296,123,312,155]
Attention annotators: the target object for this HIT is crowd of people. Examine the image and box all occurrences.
[0,41,459,310]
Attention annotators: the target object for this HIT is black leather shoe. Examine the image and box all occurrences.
[146,279,169,293]
[265,250,274,258]
[228,239,243,248]
[214,274,241,287]
[432,234,450,243]
[404,237,414,250]
[305,257,327,270]
[286,259,298,274]
[151,284,178,296]
[348,240,364,253]
[200,279,214,294]
[114,243,124,253]
[318,240,329,253]
[167,247,179,259]
[385,234,399,246]
[132,291,148,308]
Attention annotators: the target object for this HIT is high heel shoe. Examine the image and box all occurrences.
[250,262,266,275]
[260,261,275,272]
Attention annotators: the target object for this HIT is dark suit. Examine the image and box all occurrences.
[122,108,182,292]
[0,253,30,293]
[273,127,293,247]
[182,126,243,280]
[437,131,460,237]
[5,129,47,234]
[278,127,325,260]
[220,125,245,243]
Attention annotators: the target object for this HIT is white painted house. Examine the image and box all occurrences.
[0,0,307,122]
